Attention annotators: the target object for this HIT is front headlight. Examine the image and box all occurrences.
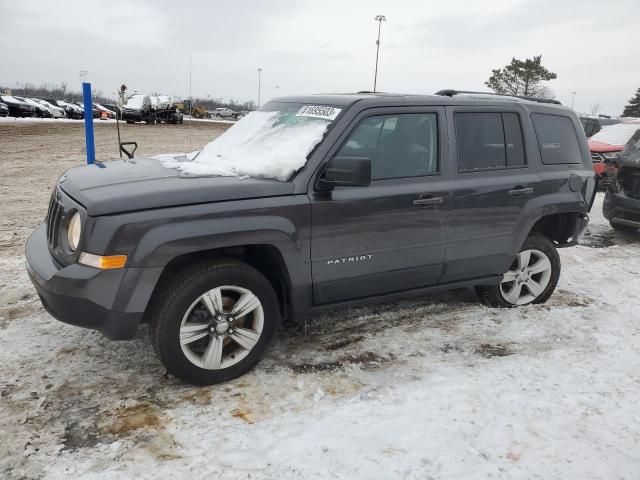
[67,211,81,251]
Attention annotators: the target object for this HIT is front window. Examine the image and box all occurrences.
[158,101,342,180]
[336,113,439,180]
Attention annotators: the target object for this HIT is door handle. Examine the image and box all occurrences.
[412,196,444,206]
[508,186,534,196]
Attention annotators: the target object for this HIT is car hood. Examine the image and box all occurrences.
[59,158,295,216]
[588,140,623,153]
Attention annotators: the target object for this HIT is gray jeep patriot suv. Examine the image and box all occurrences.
[26,91,596,385]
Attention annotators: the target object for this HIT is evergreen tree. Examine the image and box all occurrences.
[485,55,557,99]
[622,88,640,117]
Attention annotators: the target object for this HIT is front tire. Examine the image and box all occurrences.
[475,234,560,307]
[149,259,279,385]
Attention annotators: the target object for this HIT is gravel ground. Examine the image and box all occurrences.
[0,121,639,479]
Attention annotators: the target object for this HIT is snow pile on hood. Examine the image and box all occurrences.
[157,111,330,181]
[590,122,640,146]
[126,94,148,110]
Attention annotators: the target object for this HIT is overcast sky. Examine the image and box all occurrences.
[1,0,637,115]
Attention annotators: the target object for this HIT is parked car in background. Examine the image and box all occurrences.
[122,94,151,123]
[0,100,9,117]
[213,107,237,118]
[14,97,52,118]
[45,99,83,119]
[103,104,122,119]
[75,102,100,119]
[603,129,640,232]
[94,103,116,119]
[34,99,66,118]
[0,95,37,117]
[580,115,620,138]
[589,121,640,186]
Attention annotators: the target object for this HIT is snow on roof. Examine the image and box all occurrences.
[590,122,640,146]
[157,111,331,180]
[0,95,24,103]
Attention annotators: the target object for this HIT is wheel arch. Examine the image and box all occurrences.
[517,210,588,253]
[144,243,296,325]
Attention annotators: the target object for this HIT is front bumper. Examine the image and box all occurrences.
[603,190,640,228]
[122,110,144,121]
[25,224,147,340]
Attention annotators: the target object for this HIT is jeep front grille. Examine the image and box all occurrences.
[591,153,604,163]
[46,190,64,248]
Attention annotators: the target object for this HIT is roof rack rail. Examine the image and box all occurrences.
[435,89,562,105]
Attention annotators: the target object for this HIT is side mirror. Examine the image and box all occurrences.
[318,156,371,189]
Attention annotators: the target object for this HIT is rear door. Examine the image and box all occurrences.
[310,106,451,304]
[441,106,543,283]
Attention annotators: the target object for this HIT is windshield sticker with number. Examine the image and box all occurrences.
[296,105,341,121]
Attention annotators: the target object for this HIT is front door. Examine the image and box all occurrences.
[310,107,451,305]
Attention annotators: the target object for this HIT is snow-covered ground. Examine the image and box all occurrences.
[1,194,639,479]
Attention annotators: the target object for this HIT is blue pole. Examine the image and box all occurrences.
[82,82,95,164]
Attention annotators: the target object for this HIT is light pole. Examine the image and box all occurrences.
[257,67,263,109]
[189,56,193,118]
[373,15,386,92]
[571,91,577,109]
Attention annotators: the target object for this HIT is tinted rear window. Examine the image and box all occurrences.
[531,114,582,164]
[455,112,526,171]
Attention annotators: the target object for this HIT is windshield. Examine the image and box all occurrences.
[158,101,342,180]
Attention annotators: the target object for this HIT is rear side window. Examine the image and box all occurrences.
[531,114,582,164]
[455,112,526,171]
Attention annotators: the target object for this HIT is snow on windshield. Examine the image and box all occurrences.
[157,108,336,180]
[126,95,147,110]
[591,122,640,146]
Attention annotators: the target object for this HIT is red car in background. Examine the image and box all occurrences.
[589,121,640,185]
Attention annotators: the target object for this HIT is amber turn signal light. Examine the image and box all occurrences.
[78,253,128,269]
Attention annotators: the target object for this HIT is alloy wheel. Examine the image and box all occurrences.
[500,249,552,306]
[179,285,264,370]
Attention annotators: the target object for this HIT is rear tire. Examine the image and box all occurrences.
[610,222,638,233]
[475,234,560,308]
[149,259,279,385]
